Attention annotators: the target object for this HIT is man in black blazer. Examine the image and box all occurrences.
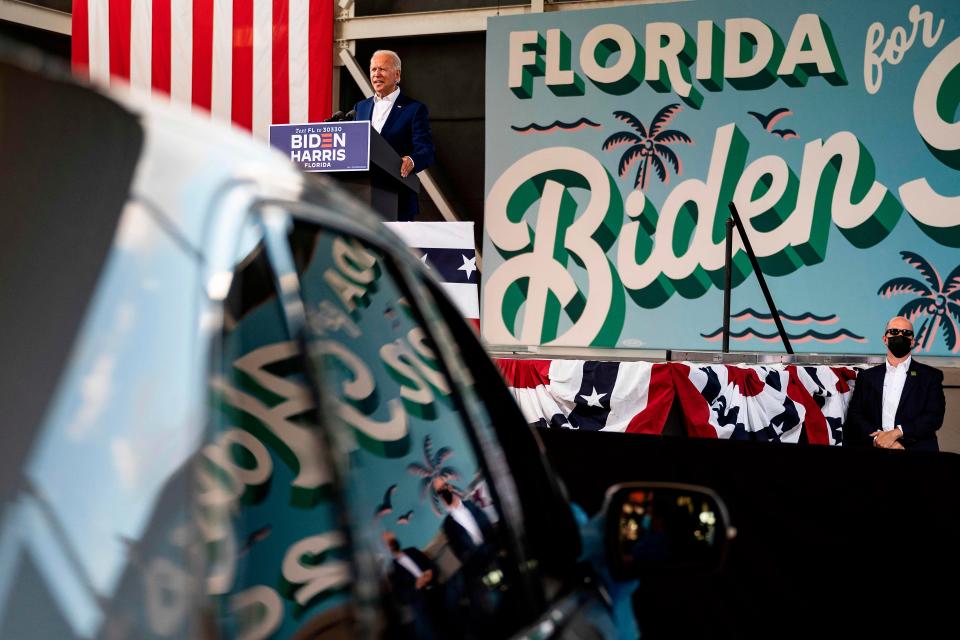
[383,531,440,639]
[354,50,435,221]
[844,316,945,451]
[436,485,496,570]
[434,479,502,634]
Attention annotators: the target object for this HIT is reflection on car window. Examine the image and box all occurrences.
[290,222,521,639]
[19,201,202,638]
[204,230,352,639]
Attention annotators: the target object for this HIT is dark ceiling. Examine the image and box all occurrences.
[0,19,69,60]
[356,0,503,14]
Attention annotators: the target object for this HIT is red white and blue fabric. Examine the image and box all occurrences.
[495,359,675,434]
[496,359,859,445]
[71,0,334,140]
[385,222,479,332]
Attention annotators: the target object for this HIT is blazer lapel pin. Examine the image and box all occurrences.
[910,370,917,376]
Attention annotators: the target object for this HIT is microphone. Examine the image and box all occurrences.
[326,110,345,122]
[343,109,356,121]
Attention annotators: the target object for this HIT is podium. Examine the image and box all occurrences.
[328,127,420,221]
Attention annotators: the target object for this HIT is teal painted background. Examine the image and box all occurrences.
[482,0,960,355]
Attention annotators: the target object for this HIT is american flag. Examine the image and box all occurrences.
[71,0,333,139]
[384,222,480,332]
[497,359,859,445]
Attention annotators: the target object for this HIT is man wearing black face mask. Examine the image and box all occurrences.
[433,479,496,570]
[432,478,502,636]
[843,316,945,451]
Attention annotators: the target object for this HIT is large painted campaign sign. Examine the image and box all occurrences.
[482,0,960,356]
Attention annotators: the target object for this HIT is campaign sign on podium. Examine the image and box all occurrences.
[269,120,370,172]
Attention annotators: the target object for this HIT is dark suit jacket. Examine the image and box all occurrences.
[390,547,437,605]
[843,359,945,451]
[442,500,496,570]
[354,91,435,220]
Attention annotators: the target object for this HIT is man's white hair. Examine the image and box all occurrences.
[372,49,401,72]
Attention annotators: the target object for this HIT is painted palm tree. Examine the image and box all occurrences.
[406,435,460,515]
[877,251,960,352]
[601,103,693,190]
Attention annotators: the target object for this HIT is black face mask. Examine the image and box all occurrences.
[887,335,912,358]
[439,489,453,505]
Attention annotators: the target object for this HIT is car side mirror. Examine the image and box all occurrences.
[603,482,736,578]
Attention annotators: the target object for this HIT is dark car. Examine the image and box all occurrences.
[0,46,734,639]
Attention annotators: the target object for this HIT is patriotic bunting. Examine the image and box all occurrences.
[496,359,860,445]
[494,359,675,434]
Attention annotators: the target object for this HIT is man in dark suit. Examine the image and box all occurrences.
[353,50,435,221]
[383,531,441,639]
[433,479,504,635]
[844,316,945,451]
[432,479,496,568]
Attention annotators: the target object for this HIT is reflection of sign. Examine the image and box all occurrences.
[482,1,960,355]
[269,120,370,172]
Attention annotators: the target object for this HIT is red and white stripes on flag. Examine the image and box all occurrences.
[71,0,333,139]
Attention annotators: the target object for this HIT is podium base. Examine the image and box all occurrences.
[327,169,404,221]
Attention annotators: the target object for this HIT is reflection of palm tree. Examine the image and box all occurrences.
[601,104,693,190]
[877,251,960,352]
[406,436,459,515]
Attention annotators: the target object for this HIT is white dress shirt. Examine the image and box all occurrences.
[881,356,911,433]
[449,503,484,546]
[396,552,423,578]
[371,87,399,133]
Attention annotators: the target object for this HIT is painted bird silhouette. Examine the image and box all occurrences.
[375,484,397,518]
[239,525,272,556]
[747,107,798,139]
[397,510,414,525]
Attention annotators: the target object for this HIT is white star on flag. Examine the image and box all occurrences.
[382,221,479,330]
[580,387,606,408]
[458,255,477,279]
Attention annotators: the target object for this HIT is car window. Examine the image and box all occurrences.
[420,277,584,584]
[203,216,351,639]
[12,200,203,639]
[287,219,530,639]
